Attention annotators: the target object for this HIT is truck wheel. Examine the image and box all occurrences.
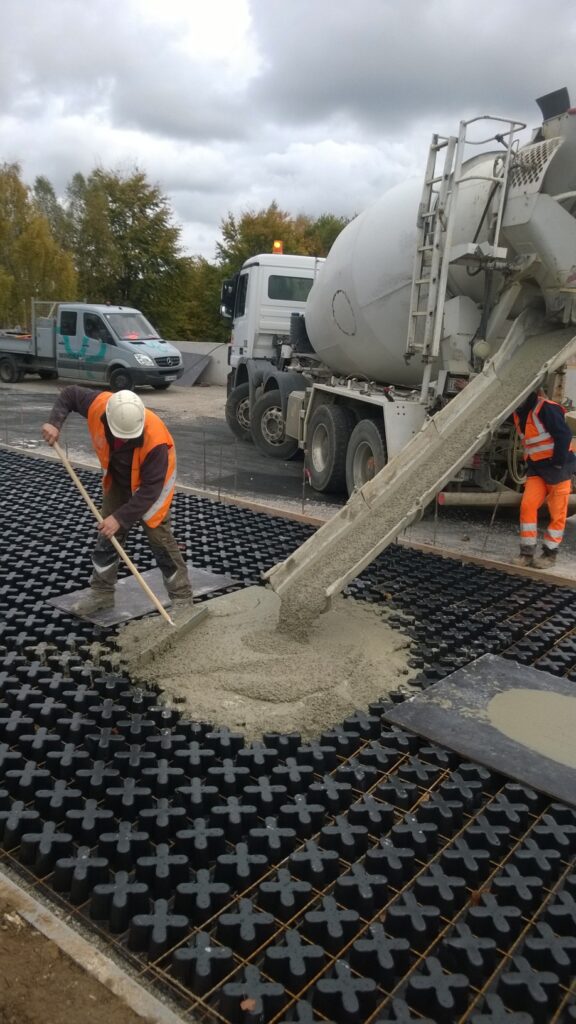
[251,388,299,460]
[346,418,387,494]
[305,403,354,492]
[225,382,252,441]
[38,370,58,380]
[153,382,171,390]
[0,356,23,384]
[109,367,134,391]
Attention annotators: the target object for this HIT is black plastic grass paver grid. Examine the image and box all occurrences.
[0,450,575,1023]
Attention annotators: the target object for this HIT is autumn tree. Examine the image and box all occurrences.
[32,175,72,249]
[0,159,351,341]
[185,203,349,340]
[215,202,349,275]
[0,163,76,326]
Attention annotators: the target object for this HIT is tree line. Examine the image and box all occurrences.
[0,162,349,340]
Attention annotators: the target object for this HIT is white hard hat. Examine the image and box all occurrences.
[106,390,146,439]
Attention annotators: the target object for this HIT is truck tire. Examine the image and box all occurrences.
[251,388,299,460]
[109,367,134,391]
[346,418,387,494]
[38,369,58,380]
[152,382,171,390]
[225,382,252,441]
[305,403,354,492]
[0,356,24,384]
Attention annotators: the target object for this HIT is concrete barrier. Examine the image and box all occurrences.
[172,339,229,385]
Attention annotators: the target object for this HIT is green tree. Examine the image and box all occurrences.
[184,257,230,343]
[95,169,181,305]
[65,167,189,335]
[302,212,350,256]
[72,174,120,301]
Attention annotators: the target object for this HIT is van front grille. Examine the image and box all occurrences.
[155,356,180,367]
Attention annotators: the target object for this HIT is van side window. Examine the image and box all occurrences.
[59,311,77,335]
[84,313,114,345]
[235,274,249,318]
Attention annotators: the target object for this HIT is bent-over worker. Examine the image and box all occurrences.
[513,389,576,569]
[42,387,193,616]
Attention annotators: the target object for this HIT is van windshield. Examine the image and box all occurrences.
[103,312,160,341]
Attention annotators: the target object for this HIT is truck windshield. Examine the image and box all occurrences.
[103,313,160,341]
[268,276,314,302]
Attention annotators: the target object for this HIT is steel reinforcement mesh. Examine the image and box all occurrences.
[0,448,574,1024]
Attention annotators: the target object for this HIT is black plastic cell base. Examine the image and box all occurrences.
[0,449,575,1024]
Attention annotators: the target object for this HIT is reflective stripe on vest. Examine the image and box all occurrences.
[513,398,561,462]
[142,466,177,525]
[86,391,176,528]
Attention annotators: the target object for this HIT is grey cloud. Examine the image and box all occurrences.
[248,0,576,131]
[0,0,250,142]
[110,69,247,142]
[2,0,575,260]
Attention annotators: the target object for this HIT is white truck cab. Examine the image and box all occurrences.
[221,253,324,456]
[223,254,323,370]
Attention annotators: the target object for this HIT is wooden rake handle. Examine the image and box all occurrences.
[53,441,174,626]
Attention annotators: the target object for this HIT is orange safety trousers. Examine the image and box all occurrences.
[519,477,571,550]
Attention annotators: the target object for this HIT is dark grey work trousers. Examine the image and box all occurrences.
[90,483,192,599]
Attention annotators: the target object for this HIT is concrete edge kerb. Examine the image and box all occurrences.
[0,871,186,1023]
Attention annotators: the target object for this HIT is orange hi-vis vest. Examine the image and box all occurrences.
[87,392,176,528]
[513,398,564,463]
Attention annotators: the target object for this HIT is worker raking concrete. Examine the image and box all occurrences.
[41,387,193,616]
[512,389,576,569]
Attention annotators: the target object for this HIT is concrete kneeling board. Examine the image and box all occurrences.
[49,562,237,626]
[384,653,576,807]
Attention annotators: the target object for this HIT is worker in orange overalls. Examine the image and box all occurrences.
[513,389,576,569]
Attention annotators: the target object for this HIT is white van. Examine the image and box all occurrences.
[0,302,184,390]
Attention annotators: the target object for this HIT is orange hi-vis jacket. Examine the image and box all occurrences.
[513,398,564,462]
[87,392,176,528]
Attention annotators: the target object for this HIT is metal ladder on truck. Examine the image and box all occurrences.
[405,117,524,402]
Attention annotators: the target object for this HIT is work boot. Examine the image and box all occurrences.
[512,547,535,568]
[532,548,558,570]
[170,594,194,612]
[70,590,115,617]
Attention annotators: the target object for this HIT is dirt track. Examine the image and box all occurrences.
[0,897,145,1024]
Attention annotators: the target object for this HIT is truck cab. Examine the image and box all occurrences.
[222,254,324,454]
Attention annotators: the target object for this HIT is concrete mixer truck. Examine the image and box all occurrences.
[221,87,576,497]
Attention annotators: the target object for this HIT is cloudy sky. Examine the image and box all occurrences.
[2,0,576,259]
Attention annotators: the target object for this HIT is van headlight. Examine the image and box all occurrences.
[134,354,155,366]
